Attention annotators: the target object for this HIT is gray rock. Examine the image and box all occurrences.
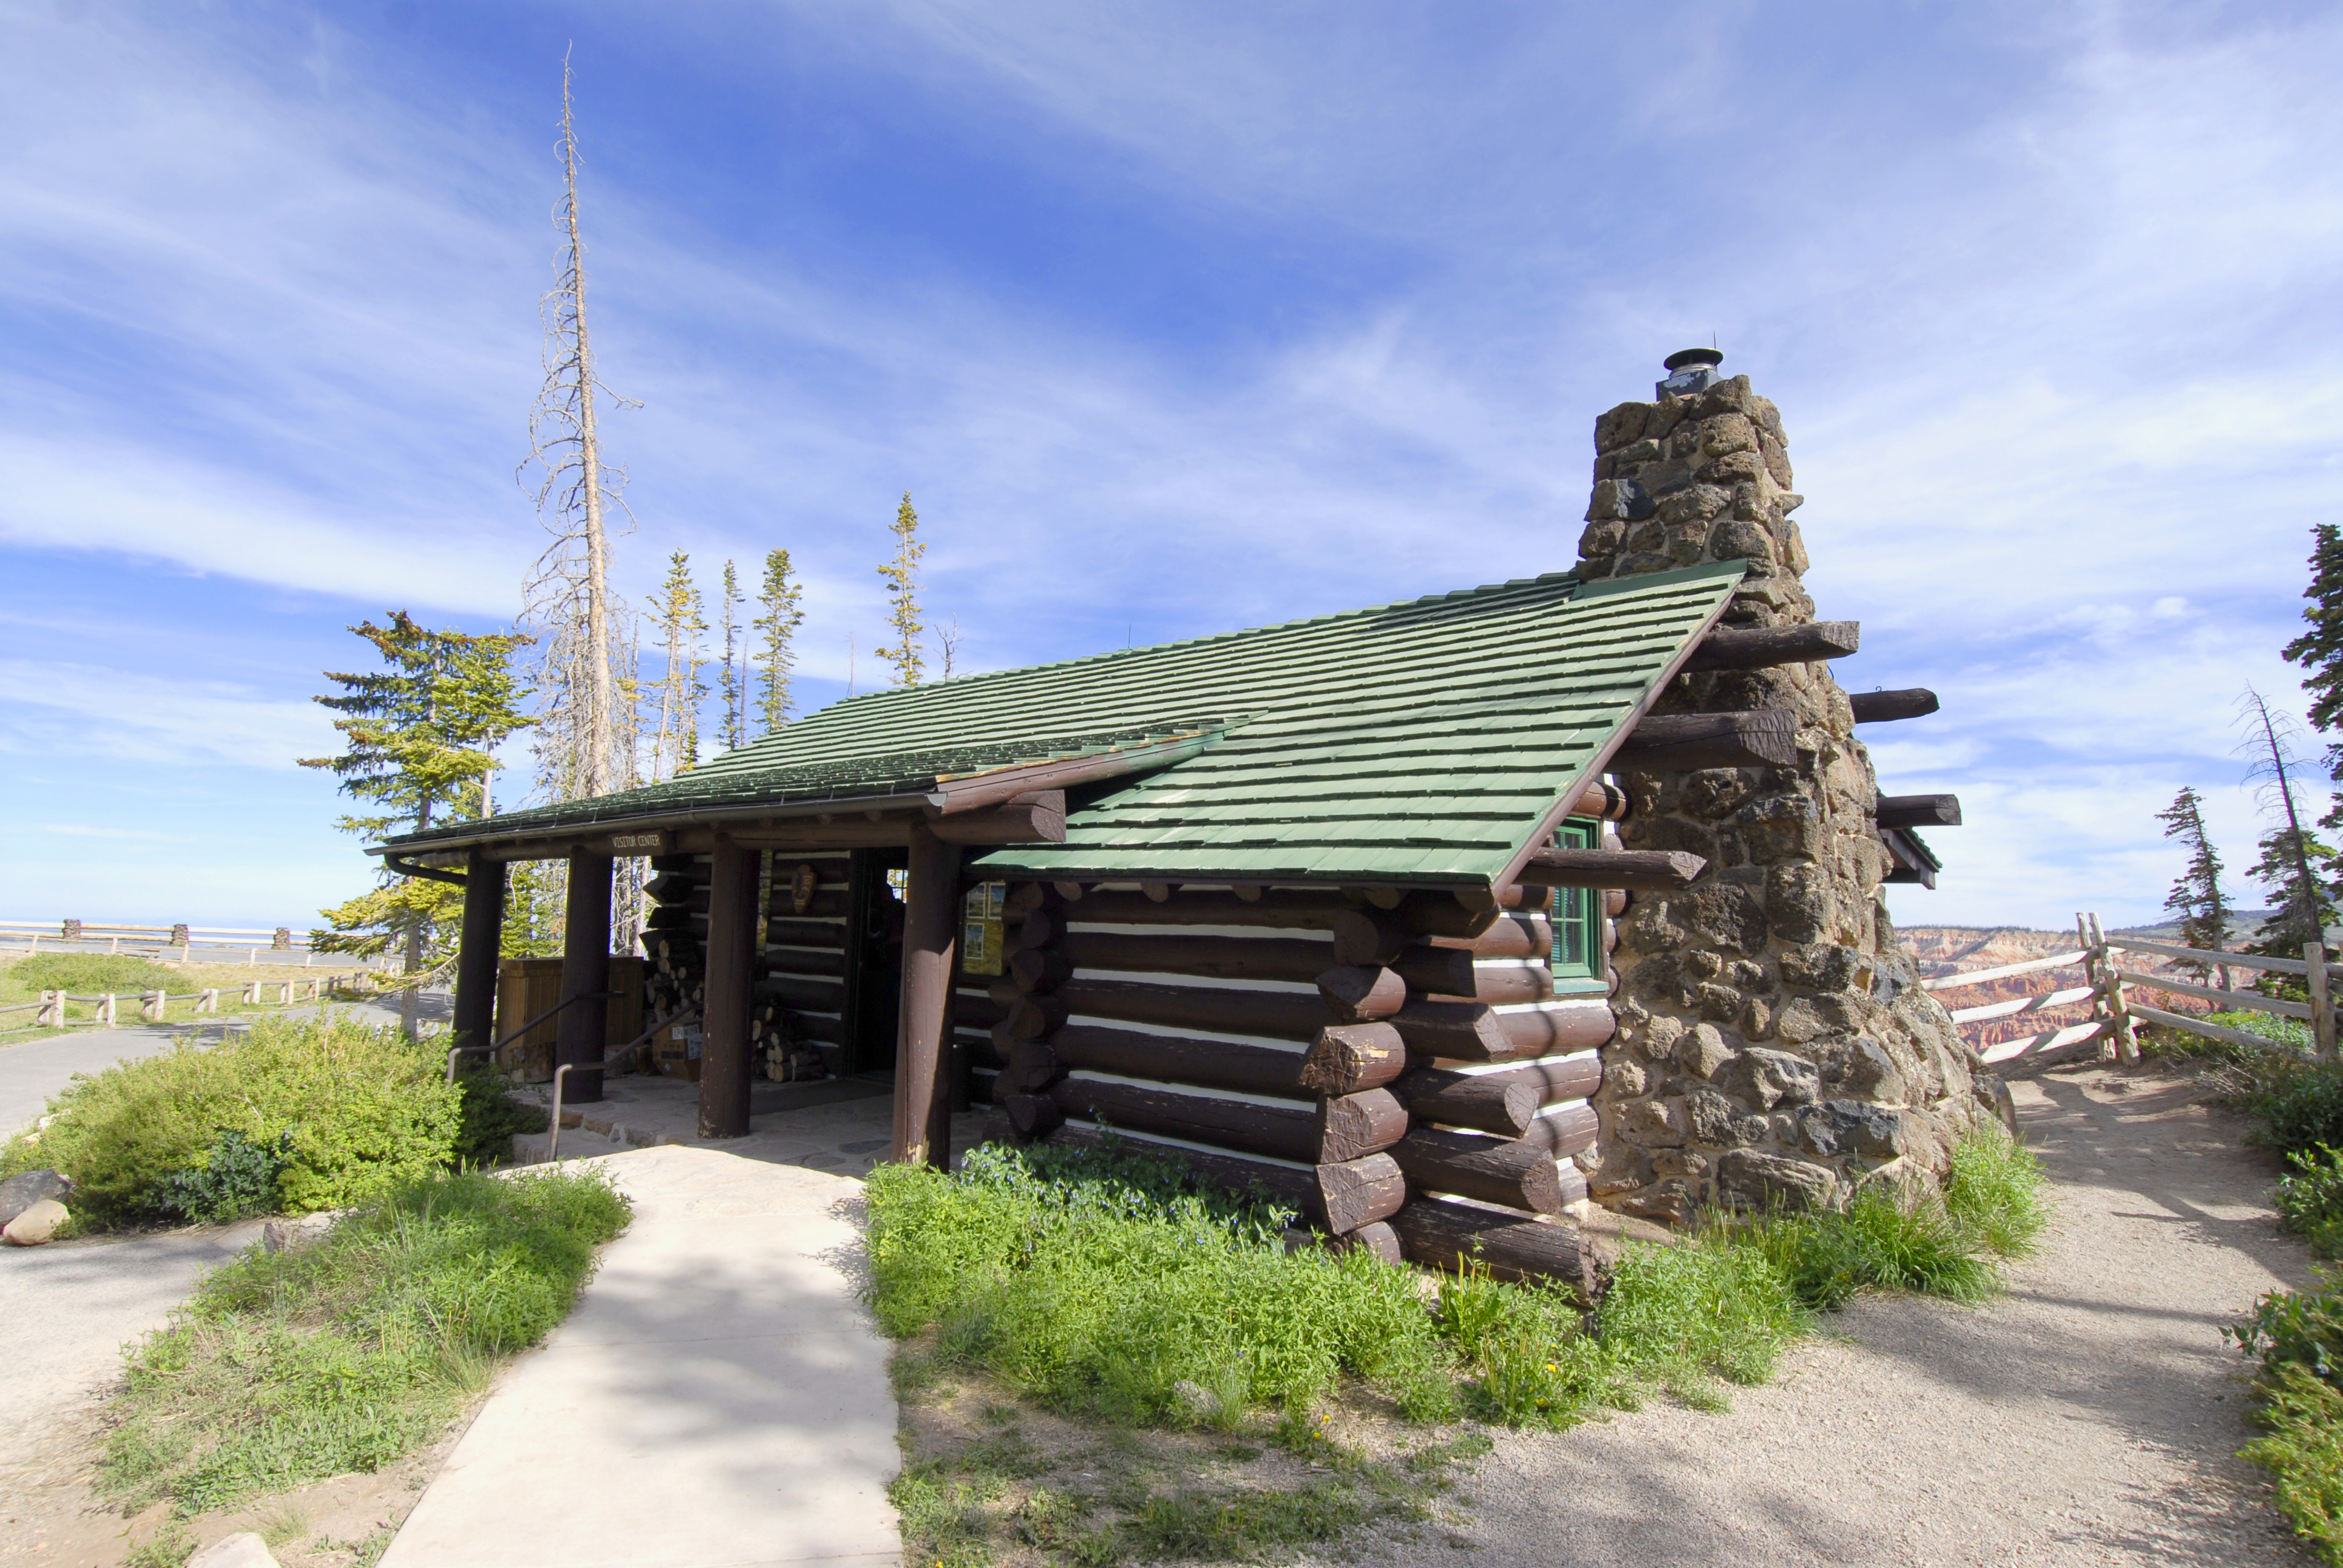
[187,1532,281,1568]
[1796,1101,1905,1160]
[4,1198,68,1246]
[1733,1047,1821,1108]
[1717,1149,1839,1213]
[0,1169,72,1228]
[1674,1022,1737,1081]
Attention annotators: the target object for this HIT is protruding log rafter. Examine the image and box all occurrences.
[1388,1197,1614,1299]
[926,790,1066,846]
[1850,688,1939,724]
[1511,848,1705,892]
[1613,709,1798,771]
[1876,793,1962,829]
[1683,618,1860,673]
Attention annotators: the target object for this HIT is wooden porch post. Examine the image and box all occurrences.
[892,822,962,1168]
[700,838,759,1138]
[556,852,614,1105]
[453,852,505,1053]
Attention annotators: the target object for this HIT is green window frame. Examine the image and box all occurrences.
[1547,818,1604,987]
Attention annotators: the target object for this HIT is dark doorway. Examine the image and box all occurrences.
[840,846,909,1077]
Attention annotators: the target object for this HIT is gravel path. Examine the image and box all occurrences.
[1421,1067,2315,1567]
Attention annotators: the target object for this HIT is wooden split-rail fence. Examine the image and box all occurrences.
[1923,912,2337,1070]
[1,975,373,1031]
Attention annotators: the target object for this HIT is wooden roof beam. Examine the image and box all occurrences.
[1877,793,1961,829]
[1683,619,1859,672]
[1852,689,1939,724]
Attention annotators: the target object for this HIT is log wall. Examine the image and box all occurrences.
[981,870,1622,1297]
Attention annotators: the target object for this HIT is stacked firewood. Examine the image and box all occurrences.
[972,812,1635,1301]
[641,855,709,1031]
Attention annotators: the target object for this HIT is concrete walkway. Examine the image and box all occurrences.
[378,1144,902,1568]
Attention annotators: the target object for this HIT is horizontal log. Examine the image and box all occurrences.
[1564,780,1630,820]
[1015,910,1063,950]
[1613,709,1797,771]
[1051,889,1357,932]
[1386,998,1513,1059]
[788,1012,848,1047]
[1388,1197,1614,1299]
[1296,1023,1409,1095]
[1518,1102,1600,1159]
[1050,979,1333,1042]
[1683,619,1860,673]
[1389,946,1481,998]
[1057,931,1335,985]
[1003,1039,1064,1093]
[998,990,1071,1040]
[1316,964,1409,1022]
[1554,1161,1590,1209]
[1003,1092,1063,1138]
[1876,793,1962,828]
[1850,688,1939,724]
[1475,1051,1602,1106]
[1401,893,1507,941]
[1010,947,1076,993]
[1429,913,1554,961]
[1317,1154,1407,1233]
[1492,1001,1616,1060]
[1331,1220,1403,1264]
[1512,848,1705,892]
[926,791,1067,846]
[1391,1128,1565,1213]
[1050,1076,1319,1162]
[759,975,844,1013]
[1005,881,1061,916]
[763,947,847,979]
[1465,962,1555,1007]
[1030,1022,1316,1099]
[1391,1069,1538,1137]
[1317,1088,1410,1163]
[762,917,848,949]
[955,989,1008,1029]
[765,888,852,921]
[1331,909,1414,967]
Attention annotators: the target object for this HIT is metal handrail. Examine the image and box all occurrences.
[548,1011,698,1162]
[443,990,619,1083]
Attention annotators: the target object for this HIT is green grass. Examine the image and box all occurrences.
[100,1166,630,1518]
[0,1013,465,1228]
[867,1121,2050,1450]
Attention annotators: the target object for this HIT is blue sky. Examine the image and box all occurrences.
[3,0,2338,931]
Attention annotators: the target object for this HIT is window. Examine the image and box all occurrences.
[1547,818,1604,987]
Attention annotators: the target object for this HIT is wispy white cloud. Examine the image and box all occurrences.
[0,658,336,769]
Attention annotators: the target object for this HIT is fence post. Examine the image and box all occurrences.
[200,988,218,1014]
[37,991,61,1028]
[2307,941,2337,1061]
[99,993,116,1026]
[2090,913,2138,1063]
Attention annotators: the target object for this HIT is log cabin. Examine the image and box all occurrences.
[376,350,1967,1296]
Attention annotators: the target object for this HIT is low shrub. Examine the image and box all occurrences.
[2276,1146,2343,1261]
[2254,1062,2343,1163]
[5,952,183,996]
[102,1166,631,1517]
[451,1059,548,1168]
[0,1013,462,1228]
[866,1125,2045,1437]
[2231,1271,2343,1563]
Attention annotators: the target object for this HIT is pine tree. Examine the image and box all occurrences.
[753,547,804,733]
[2240,688,2338,961]
[874,492,925,685]
[2156,786,2233,982]
[717,558,746,753]
[300,613,534,1036]
[649,550,706,779]
[2284,523,2343,875]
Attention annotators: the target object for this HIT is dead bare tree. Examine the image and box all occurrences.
[520,47,637,807]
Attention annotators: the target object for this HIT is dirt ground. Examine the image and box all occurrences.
[1363,1064,2317,1567]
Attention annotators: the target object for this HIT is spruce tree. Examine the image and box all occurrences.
[753,547,804,732]
[717,558,746,753]
[874,492,926,685]
[2240,688,2338,960]
[2155,786,2232,981]
[300,613,534,1034]
[2285,523,2343,858]
[649,550,706,779]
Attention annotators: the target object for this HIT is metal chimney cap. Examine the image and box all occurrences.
[1663,347,1724,371]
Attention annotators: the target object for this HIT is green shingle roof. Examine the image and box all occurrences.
[389,558,1744,886]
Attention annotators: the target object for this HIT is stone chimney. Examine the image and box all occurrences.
[1574,350,1985,1222]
